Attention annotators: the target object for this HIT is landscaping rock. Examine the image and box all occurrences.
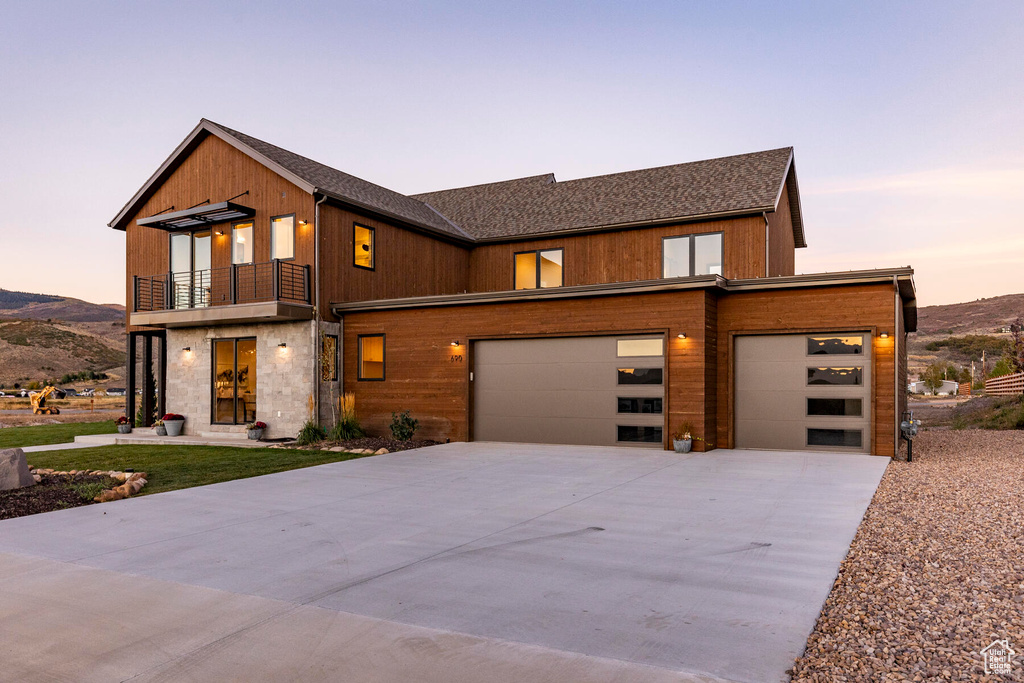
[373,448,389,455]
[0,448,35,491]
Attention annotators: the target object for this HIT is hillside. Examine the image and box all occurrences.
[909,292,1024,379]
[0,288,125,386]
[0,288,124,323]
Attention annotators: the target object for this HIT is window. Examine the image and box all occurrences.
[662,233,723,278]
[354,224,374,269]
[358,334,385,380]
[807,367,863,386]
[321,334,338,382]
[616,338,663,357]
[618,397,663,414]
[617,426,663,443]
[617,368,663,385]
[271,215,294,260]
[807,428,863,448]
[212,338,257,425]
[807,398,863,417]
[807,336,864,355]
[232,222,253,264]
[514,249,563,289]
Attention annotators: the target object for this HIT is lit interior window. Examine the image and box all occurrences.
[354,224,374,269]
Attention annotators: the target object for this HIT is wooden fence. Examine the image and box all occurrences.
[986,371,1024,396]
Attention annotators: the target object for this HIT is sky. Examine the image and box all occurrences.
[1,1,1021,307]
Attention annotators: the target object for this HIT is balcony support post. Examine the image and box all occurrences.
[126,332,137,426]
[273,259,280,301]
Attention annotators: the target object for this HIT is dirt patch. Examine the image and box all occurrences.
[789,430,1024,681]
[0,473,118,520]
[295,436,440,453]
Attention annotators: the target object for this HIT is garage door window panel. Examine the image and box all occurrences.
[616,338,663,357]
[807,428,863,448]
[617,368,663,385]
[617,426,663,443]
[618,397,663,414]
[807,336,864,355]
[807,367,863,385]
[807,398,863,417]
[358,334,385,381]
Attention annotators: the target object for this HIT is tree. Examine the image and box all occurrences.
[922,363,947,394]
[990,357,1013,379]
[1010,317,1024,374]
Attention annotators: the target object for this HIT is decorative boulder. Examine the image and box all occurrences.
[0,448,35,491]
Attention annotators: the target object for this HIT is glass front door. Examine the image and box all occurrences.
[213,338,257,424]
[170,231,211,308]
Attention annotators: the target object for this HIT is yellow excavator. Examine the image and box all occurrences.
[30,386,61,415]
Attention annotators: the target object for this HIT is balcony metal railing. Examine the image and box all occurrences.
[133,260,311,312]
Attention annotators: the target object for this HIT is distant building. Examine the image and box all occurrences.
[908,380,959,396]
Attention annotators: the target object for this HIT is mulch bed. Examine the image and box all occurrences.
[789,430,1024,681]
[0,473,118,520]
[296,436,440,453]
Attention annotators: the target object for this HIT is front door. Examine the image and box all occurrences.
[213,338,257,424]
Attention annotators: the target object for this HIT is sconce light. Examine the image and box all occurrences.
[879,331,890,339]
[299,220,308,226]
[215,230,224,236]
[677,333,687,340]
[182,346,191,352]
[451,341,461,347]
[278,342,287,348]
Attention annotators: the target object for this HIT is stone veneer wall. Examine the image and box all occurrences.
[318,320,342,429]
[165,321,316,440]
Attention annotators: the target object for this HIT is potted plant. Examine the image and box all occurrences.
[153,419,166,436]
[162,413,185,436]
[246,420,267,440]
[115,415,132,434]
[672,422,694,453]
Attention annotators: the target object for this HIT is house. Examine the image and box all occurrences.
[908,380,959,396]
[111,119,916,455]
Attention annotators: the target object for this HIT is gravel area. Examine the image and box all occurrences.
[790,430,1024,681]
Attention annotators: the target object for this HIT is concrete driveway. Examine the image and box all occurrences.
[0,443,887,683]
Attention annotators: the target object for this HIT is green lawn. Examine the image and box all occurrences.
[0,421,116,449]
[27,445,376,495]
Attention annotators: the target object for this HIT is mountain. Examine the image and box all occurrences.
[0,289,125,386]
[0,288,124,323]
[909,292,1024,378]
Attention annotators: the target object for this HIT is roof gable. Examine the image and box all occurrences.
[111,120,804,247]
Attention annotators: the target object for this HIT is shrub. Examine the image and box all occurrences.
[329,392,364,441]
[296,420,326,445]
[389,410,419,441]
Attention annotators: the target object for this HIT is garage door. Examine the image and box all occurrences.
[735,333,871,453]
[473,335,665,448]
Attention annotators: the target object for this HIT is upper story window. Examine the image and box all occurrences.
[515,248,563,290]
[232,222,253,264]
[354,224,375,270]
[271,215,294,260]
[662,232,723,278]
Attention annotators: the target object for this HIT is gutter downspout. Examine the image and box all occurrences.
[763,213,770,277]
[894,274,900,458]
[314,192,328,426]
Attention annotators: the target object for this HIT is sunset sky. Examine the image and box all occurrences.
[1,1,1021,306]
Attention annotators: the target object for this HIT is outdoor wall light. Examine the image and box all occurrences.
[215,230,224,236]
[677,333,687,339]
[879,331,890,339]
[278,342,287,348]
[182,347,191,352]
[451,341,461,347]
[298,220,308,226]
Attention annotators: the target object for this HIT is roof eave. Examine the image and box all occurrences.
[317,191,475,245]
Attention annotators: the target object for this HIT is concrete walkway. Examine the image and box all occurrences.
[0,443,888,682]
[22,431,275,452]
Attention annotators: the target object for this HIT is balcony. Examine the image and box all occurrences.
[131,260,314,328]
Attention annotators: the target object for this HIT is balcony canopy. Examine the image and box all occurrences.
[136,201,255,231]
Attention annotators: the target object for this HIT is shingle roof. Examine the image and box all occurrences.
[112,120,803,247]
[208,121,472,240]
[411,148,799,242]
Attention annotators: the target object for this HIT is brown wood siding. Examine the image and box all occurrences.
[123,134,314,331]
[702,290,718,447]
[715,284,898,456]
[467,217,766,292]
[766,179,796,276]
[342,291,710,446]
[319,204,470,314]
